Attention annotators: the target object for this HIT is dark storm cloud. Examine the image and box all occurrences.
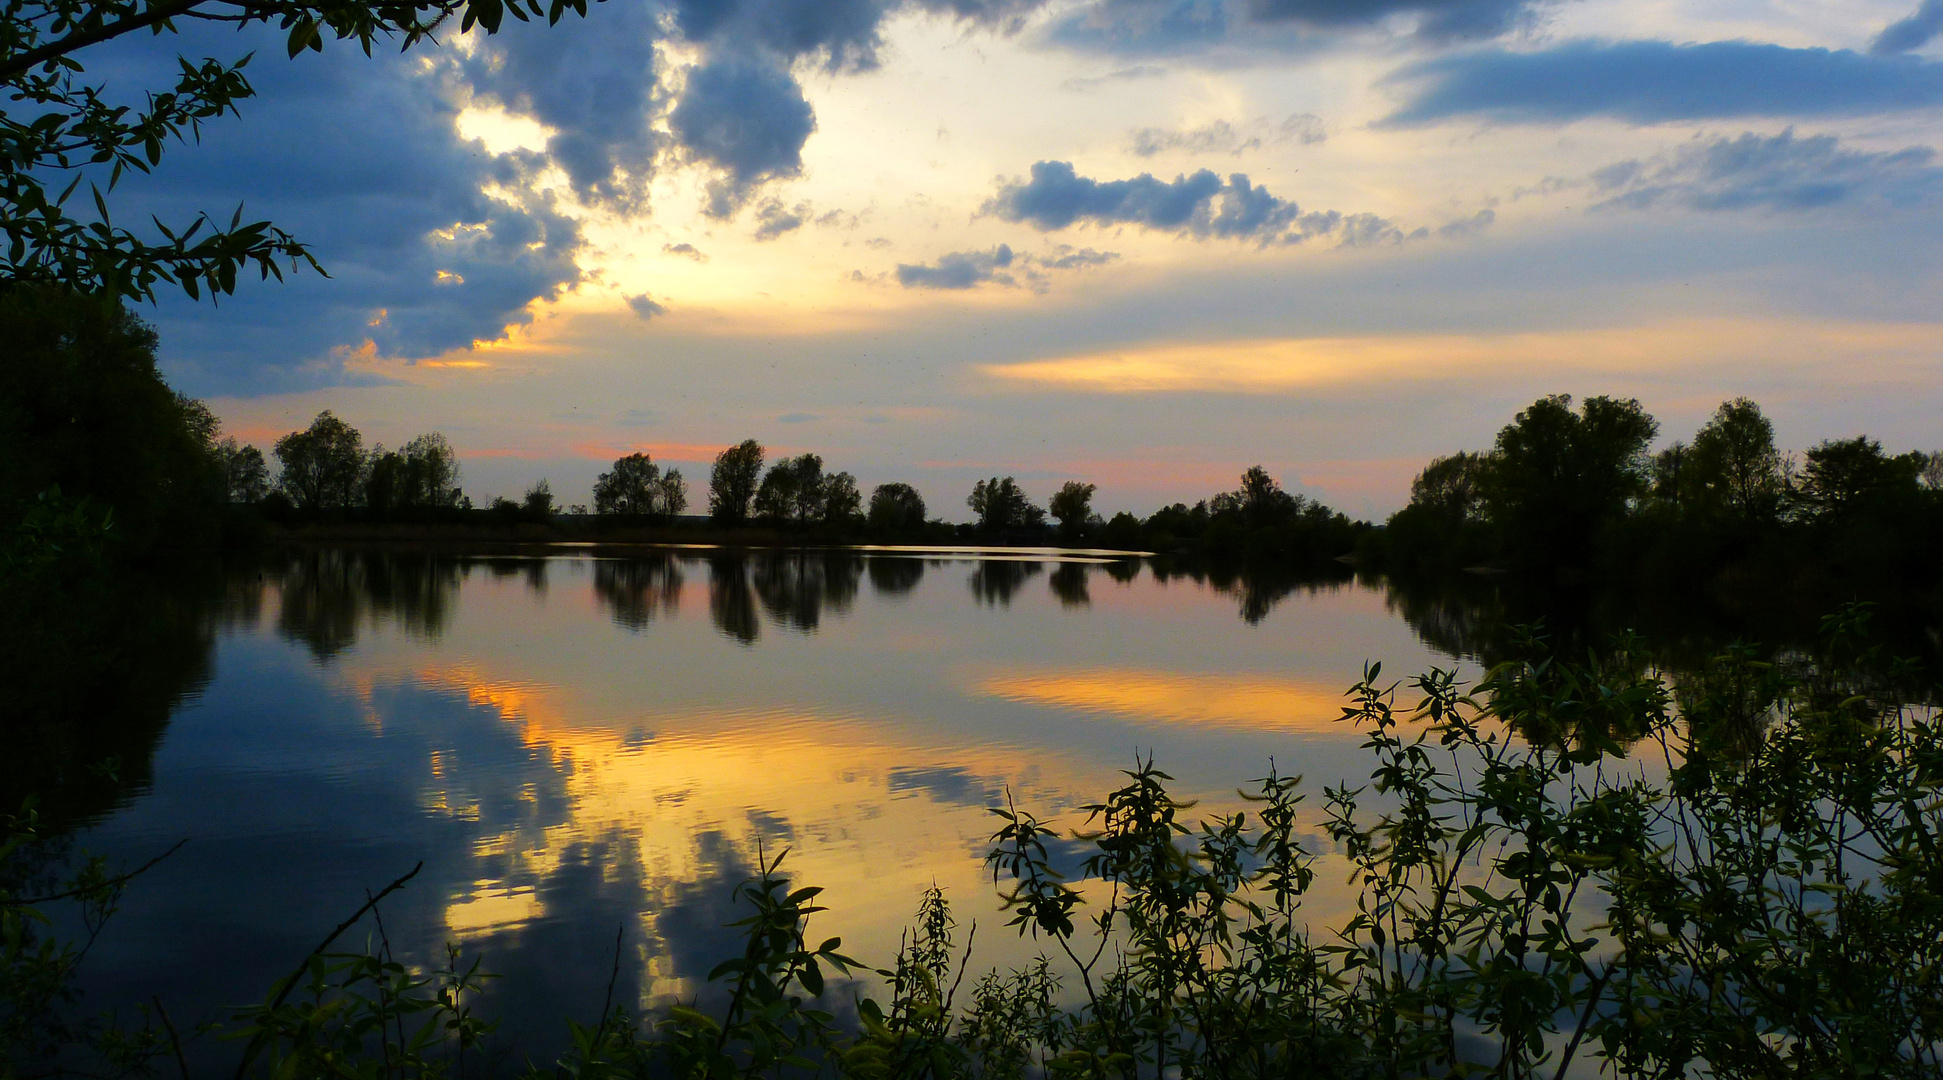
[460,0,662,208]
[1383,40,1943,127]
[987,160,1390,244]
[896,244,1018,288]
[668,55,818,217]
[89,25,582,395]
[1584,130,1943,213]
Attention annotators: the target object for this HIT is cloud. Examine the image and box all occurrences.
[1046,0,1548,58]
[460,2,663,208]
[93,24,581,395]
[1128,113,1324,156]
[1583,130,1943,213]
[628,294,670,319]
[1383,40,1943,127]
[669,56,819,217]
[753,198,812,239]
[986,160,1390,245]
[1874,0,1943,54]
[892,243,1122,290]
[663,242,709,261]
[777,411,822,422]
[896,244,1018,288]
[1041,244,1121,269]
[1437,207,1495,236]
[1246,0,1547,43]
[1061,64,1169,91]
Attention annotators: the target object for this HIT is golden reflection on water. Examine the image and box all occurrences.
[351,663,1120,1008]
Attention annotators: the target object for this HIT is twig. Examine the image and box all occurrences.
[9,839,189,906]
[233,862,423,1080]
[152,995,191,1080]
[590,922,625,1052]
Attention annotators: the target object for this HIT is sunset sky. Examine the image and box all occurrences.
[108,0,1943,515]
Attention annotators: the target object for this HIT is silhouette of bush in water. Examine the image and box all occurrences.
[7,605,1941,1078]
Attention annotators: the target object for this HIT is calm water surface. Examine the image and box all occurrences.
[65,548,1480,1062]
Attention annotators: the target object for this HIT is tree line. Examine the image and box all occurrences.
[1370,393,1943,595]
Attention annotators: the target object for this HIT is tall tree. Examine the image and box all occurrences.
[868,482,927,532]
[1048,481,1097,539]
[709,439,764,523]
[822,471,861,524]
[401,433,461,508]
[217,438,269,503]
[0,284,224,544]
[1688,398,1783,521]
[1481,394,1658,566]
[2,0,597,300]
[968,476,1044,532]
[593,452,663,516]
[1793,436,1922,521]
[273,410,364,511]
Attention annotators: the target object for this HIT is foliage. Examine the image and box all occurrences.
[967,477,1044,533]
[217,438,270,503]
[273,410,365,511]
[867,483,927,534]
[0,284,227,549]
[1687,397,1784,521]
[0,0,597,301]
[523,478,554,517]
[1792,435,1924,523]
[709,440,764,524]
[594,453,686,518]
[1048,482,1096,539]
[1480,393,1659,567]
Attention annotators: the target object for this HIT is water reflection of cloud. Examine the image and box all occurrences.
[978,669,1354,734]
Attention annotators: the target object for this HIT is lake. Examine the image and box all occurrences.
[19,545,1853,1067]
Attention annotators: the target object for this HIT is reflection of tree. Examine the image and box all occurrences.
[709,556,759,645]
[866,556,925,595]
[3,563,228,831]
[274,551,462,659]
[1103,559,1140,585]
[1049,562,1091,608]
[593,556,683,630]
[751,552,862,633]
[969,560,1043,606]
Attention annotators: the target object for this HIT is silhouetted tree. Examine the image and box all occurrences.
[1481,394,1658,567]
[274,411,365,512]
[401,433,463,508]
[595,452,669,516]
[1234,465,1300,527]
[868,483,928,533]
[363,446,407,513]
[1048,481,1097,540]
[757,454,825,523]
[0,285,226,547]
[1689,398,1784,522]
[1792,437,1922,522]
[523,479,554,518]
[823,471,862,525]
[968,477,1044,532]
[218,438,270,503]
[710,439,764,523]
